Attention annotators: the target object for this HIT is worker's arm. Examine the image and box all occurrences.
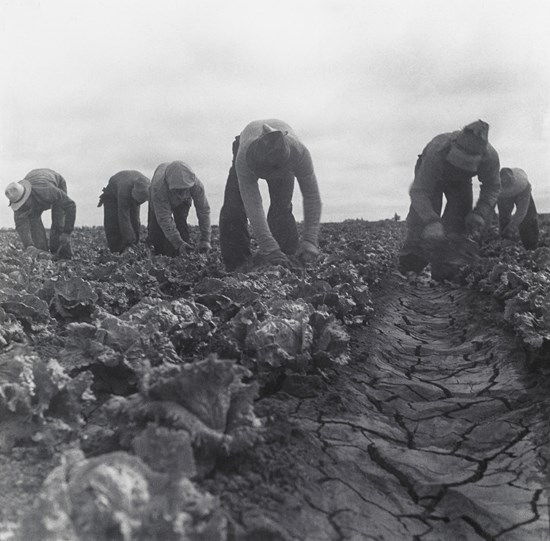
[409,152,443,224]
[294,147,322,247]
[474,145,501,222]
[236,161,280,255]
[508,185,532,229]
[190,181,211,244]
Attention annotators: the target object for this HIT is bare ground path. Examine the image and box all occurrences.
[214,273,550,541]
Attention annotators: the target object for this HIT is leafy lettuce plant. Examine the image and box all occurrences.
[0,346,93,453]
[104,355,262,475]
[19,449,227,541]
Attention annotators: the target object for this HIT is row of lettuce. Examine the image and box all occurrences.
[2,220,547,540]
[459,227,550,360]
[0,221,402,541]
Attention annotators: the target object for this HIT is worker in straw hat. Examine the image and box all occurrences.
[497,167,539,249]
[147,161,211,257]
[98,170,151,253]
[219,119,322,271]
[398,120,501,279]
[4,168,76,258]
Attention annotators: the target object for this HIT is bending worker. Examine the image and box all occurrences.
[4,168,76,258]
[219,119,322,271]
[399,120,500,276]
[98,170,150,253]
[147,161,211,257]
[497,167,539,249]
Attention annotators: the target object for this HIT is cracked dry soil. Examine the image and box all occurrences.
[209,273,550,541]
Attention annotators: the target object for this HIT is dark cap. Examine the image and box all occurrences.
[246,124,291,177]
[446,119,489,173]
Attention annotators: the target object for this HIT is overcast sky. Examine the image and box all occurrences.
[1,0,549,229]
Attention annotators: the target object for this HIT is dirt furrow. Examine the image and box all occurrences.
[218,274,550,540]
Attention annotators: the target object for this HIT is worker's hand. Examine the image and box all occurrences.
[177,241,193,256]
[56,233,73,259]
[296,240,320,265]
[58,233,71,245]
[262,249,291,267]
[502,223,518,240]
[197,241,211,254]
[25,245,43,257]
[421,221,445,242]
[465,212,485,239]
[26,245,53,260]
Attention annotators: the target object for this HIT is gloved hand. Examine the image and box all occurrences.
[421,221,445,242]
[198,241,211,254]
[465,212,485,238]
[262,249,291,267]
[296,240,320,265]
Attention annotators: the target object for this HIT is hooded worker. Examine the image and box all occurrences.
[219,119,322,271]
[398,120,501,277]
[98,170,151,253]
[4,168,76,258]
[147,161,211,257]
[497,167,539,249]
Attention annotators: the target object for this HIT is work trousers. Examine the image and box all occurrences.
[219,136,299,271]
[399,171,473,274]
[147,202,191,257]
[498,194,539,250]
[101,188,141,253]
[25,179,72,257]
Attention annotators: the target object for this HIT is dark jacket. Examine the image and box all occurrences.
[102,170,150,245]
[14,169,76,248]
[410,132,500,224]
[149,161,211,251]
[235,119,322,255]
[497,168,532,229]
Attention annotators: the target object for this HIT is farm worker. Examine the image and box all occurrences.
[4,168,76,258]
[219,119,322,271]
[147,161,211,257]
[97,170,151,253]
[398,120,500,275]
[497,167,539,249]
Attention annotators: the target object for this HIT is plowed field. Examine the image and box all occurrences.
[0,218,549,541]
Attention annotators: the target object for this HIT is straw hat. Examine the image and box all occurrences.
[446,120,489,173]
[5,179,31,211]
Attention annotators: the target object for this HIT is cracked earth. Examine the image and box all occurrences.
[212,273,550,541]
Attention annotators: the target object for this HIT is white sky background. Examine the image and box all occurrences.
[1,0,549,228]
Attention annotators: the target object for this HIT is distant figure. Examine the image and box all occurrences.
[219,119,322,271]
[147,161,211,257]
[399,120,500,276]
[98,170,150,253]
[4,168,76,258]
[497,167,539,249]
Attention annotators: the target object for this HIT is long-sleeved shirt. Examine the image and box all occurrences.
[409,132,500,224]
[235,119,322,255]
[498,168,532,228]
[150,161,211,250]
[14,168,76,248]
[106,170,150,245]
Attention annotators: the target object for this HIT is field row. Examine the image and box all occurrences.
[0,221,404,540]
